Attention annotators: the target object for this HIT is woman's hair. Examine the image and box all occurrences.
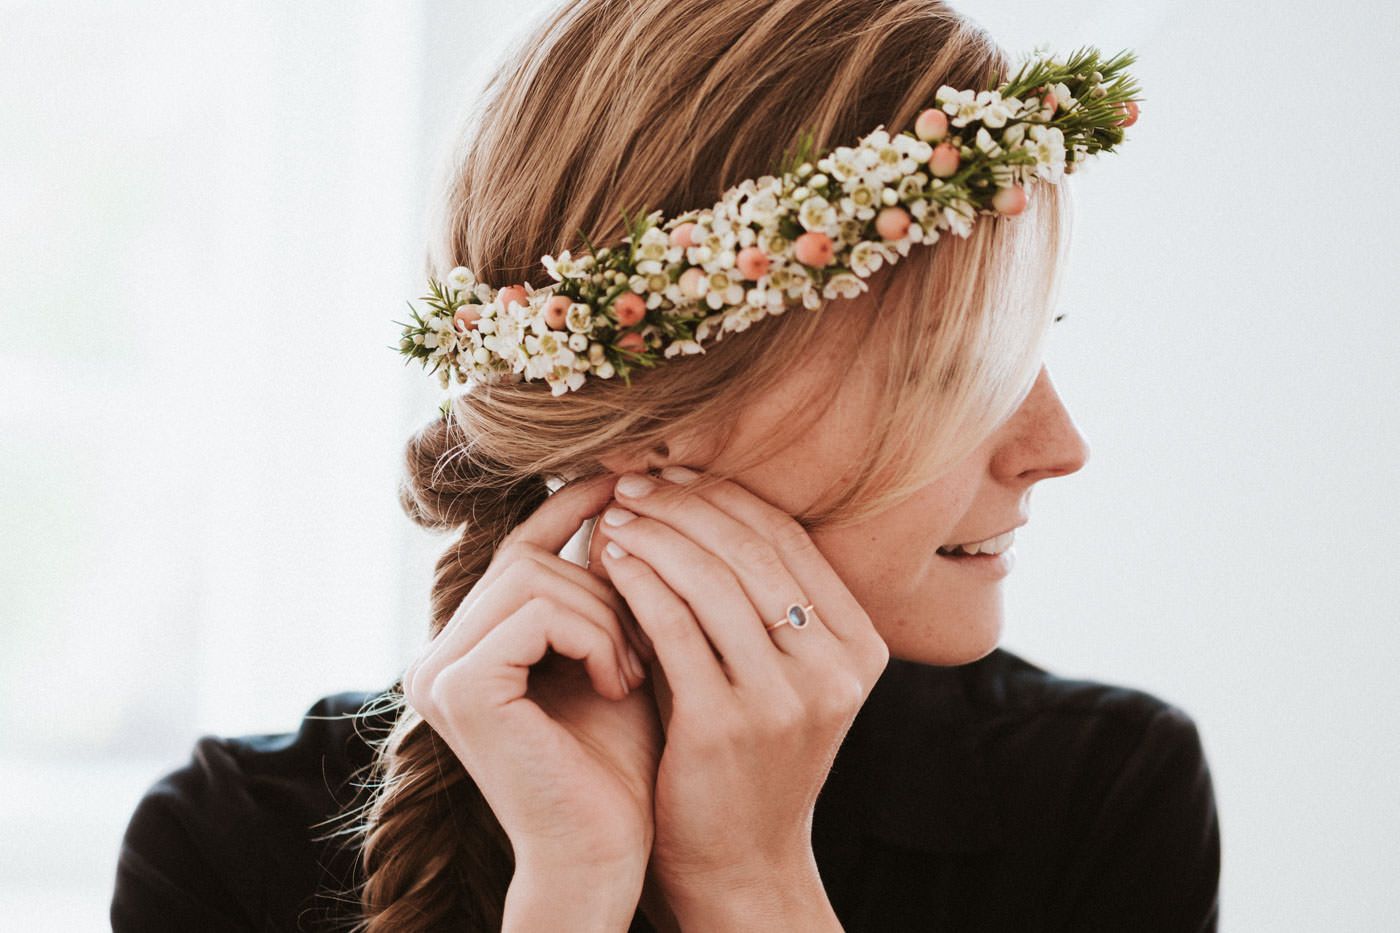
[312,0,1071,928]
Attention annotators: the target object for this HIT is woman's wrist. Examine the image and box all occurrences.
[658,851,842,933]
[505,853,648,932]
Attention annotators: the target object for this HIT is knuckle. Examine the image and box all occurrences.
[497,554,539,589]
[821,675,866,720]
[734,535,785,575]
[651,611,694,641]
[428,656,478,716]
[693,550,729,580]
[755,689,805,736]
[768,512,816,555]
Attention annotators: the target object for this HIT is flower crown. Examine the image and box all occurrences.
[395,46,1140,406]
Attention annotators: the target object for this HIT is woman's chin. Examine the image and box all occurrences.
[884,610,1003,667]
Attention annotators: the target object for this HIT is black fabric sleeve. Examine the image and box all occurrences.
[1050,704,1222,933]
[110,737,267,932]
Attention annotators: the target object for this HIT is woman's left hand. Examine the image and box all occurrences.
[597,464,891,915]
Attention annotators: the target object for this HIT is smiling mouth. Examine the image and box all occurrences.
[936,527,1016,557]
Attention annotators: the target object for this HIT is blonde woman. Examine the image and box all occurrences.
[111,0,1220,930]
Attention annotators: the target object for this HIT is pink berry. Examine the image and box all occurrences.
[875,206,911,241]
[914,108,949,142]
[736,245,771,280]
[992,185,1028,216]
[544,295,570,329]
[794,231,835,268]
[669,222,697,249]
[613,291,646,327]
[453,306,481,332]
[679,266,707,299]
[1116,100,1140,127]
[930,143,961,178]
[498,284,529,311]
[1043,90,1058,113]
[617,331,646,353]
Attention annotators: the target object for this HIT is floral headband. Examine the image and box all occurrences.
[395,46,1141,407]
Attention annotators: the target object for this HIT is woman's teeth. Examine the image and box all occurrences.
[937,529,1015,557]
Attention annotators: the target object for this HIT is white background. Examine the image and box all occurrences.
[2,1,1396,929]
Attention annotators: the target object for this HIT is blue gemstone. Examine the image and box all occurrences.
[788,604,808,628]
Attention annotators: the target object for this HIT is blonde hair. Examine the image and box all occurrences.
[311,0,1071,928]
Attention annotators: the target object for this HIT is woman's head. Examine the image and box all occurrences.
[413,0,1081,658]
[336,1,1085,929]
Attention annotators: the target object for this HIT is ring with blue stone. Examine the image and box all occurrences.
[766,601,816,634]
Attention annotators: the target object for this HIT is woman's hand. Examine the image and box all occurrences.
[401,472,664,883]
[596,465,890,923]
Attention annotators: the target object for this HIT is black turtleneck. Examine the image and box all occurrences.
[111,647,1220,931]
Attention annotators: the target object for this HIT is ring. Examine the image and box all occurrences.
[766,601,815,633]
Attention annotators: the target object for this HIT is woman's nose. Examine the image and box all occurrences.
[995,365,1091,483]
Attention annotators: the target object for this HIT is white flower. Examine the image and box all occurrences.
[897,171,929,202]
[445,266,476,292]
[822,272,866,300]
[798,194,838,232]
[975,90,1016,129]
[634,227,671,274]
[936,85,982,127]
[942,201,976,238]
[663,338,705,358]
[565,302,594,333]
[975,127,1004,158]
[1052,82,1077,113]
[825,146,862,182]
[1025,124,1067,182]
[704,269,746,310]
[839,181,881,221]
[422,318,459,358]
[849,240,895,278]
[542,250,584,282]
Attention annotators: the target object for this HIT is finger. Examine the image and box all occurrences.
[609,476,835,662]
[601,509,794,684]
[407,558,645,702]
[429,595,633,729]
[601,543,733,711]
[457,471,621,619]
[656,465,868,644]
[518,539,651,664]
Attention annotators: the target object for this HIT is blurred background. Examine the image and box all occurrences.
[3,0,1397,929]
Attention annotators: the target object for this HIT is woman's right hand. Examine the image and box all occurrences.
[401,472,664,878]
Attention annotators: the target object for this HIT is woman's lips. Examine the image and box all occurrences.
[936,546,1015,578]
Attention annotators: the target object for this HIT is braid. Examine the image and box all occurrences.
[309,414,551,931]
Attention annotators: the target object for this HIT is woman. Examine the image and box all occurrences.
[111,0,1220,930]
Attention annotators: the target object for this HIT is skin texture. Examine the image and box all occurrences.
[586,359,1090,668]
[568,345,1089,929]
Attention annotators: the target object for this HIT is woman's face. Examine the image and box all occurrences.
[587,357,1089,667]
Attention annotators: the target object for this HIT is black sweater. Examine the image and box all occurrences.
[111,647,1221,931]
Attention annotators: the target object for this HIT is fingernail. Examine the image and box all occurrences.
[660,465,700,484]
[605,540,628,558]
[617,668,631,695]
[602,506,637,526]
[627,646,645,680]
[615,473,656,497]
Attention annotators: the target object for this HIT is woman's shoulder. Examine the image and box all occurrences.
[933,647,1216,826]
[111,686,397,932]
[832,649,1220,930]
[956,646,1207,739]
